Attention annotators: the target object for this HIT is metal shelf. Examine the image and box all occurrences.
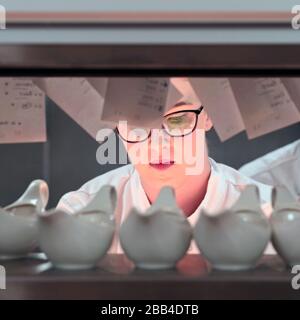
[0,0,300,72]
[0,254,298,299]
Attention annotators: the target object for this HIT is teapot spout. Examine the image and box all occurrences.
[231,185,261,213]
[5,180,49,212]
[150,186,178,211]
[81,185,117,215]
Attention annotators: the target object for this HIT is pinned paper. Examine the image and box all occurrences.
[101,78,182,128]
[31,77,300,143]
[0,78,46,144]
[229,78,300,139]
[167,78,186,109]
[281,78,300,112]
[189,78,245,141]
[33,78,114,139]
[169,77,200,107]
[87,77,109,99]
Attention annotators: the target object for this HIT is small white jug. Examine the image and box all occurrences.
[0,180,49,259]
[119,186,192,270]
[38,185,117,270]
[194,185,271,270]
[270,186,300,267]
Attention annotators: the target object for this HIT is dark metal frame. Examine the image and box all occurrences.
[116,105,204,143]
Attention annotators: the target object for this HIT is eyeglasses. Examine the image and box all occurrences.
[116,105,204,143]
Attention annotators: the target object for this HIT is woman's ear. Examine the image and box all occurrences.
[203,110,213,132]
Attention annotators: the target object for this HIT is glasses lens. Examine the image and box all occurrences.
[163,111,197,136]
[117,123,150,142]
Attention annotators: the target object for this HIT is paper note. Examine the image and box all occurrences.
[169,77,200,109]
[189,78,245,141]
[166,78,184,110]
[87,77,108,99]
[0,78,46,144]
[101,78,182,128]
[33,78,114,139]
[229,78,300,139]
[281,78,300,112]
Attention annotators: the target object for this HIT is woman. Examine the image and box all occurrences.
[57,78,273,253]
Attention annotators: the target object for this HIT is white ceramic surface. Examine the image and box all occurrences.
[194,185,271,270]
[0,180,49,260]
[270,187,300,267]
[38,185,117,270]
[119,186,192,270]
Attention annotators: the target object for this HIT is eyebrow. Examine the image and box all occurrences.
[174,101,191,107]
[165,101,198,116]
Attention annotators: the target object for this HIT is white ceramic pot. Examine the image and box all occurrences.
[38,185,117,270]
[270,187,300,267]
[194,185,271,270]
[120,186,192,270]
[0,180,49,259]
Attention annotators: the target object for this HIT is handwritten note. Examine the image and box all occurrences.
[229,78,300,139]
[101,78,182,128]
[33,78,114,139]
[30,77,300,142]
[189,78,245,141]
[0,78,46,144]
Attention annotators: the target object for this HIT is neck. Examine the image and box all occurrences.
[176,156,211,216]
[142,155,211,217]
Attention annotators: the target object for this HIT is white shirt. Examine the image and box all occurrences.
[57,158,274,254]
[239,139,300,202]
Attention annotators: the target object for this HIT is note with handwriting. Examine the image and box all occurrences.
[101,78,182,128]
[33,78,114,139]
[0,78,46,144]
[189,78,245,141]
[229,78,300,139]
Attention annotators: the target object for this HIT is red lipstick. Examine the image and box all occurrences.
[149,160,175,170]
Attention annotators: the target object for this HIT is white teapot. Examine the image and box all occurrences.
[38,185,117,270]
[0,180,49,259]
[270,186,300,267]
[193,185,271,270]
[119,186,192,270]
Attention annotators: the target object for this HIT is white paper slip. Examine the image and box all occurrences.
[166,78,185,110]
[229,78,300,139]
[0,78,46,144]
[33,78,113,139]
[281,78,300,112]
[101,78,182,128]
[189,78,245,141]
[169,77,200,109]
[87,77,109,99]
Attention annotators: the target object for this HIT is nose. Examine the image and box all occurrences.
[149,127,171,146]
[148,128,174,162]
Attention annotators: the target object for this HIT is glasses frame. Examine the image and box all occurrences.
[116,105,204,143]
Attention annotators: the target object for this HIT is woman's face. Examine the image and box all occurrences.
[121,103,213,190]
